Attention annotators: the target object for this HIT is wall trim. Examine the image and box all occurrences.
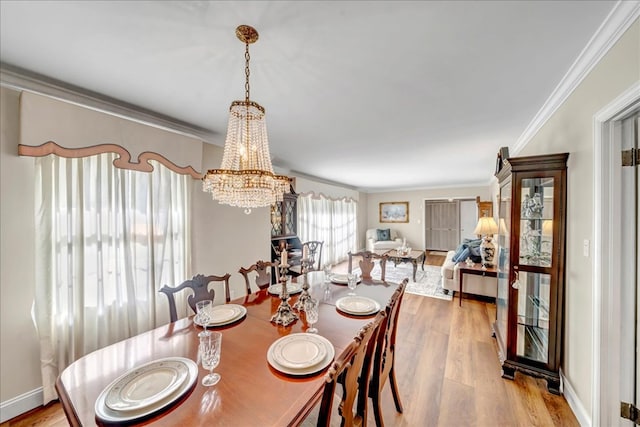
[512,0,640,155]
[593,82,640,427]
[562,371,591,427]
[0,63,218,144]
[0,387,43,423]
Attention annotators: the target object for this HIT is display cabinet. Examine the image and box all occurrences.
[493,153,568,394]
[270,186,302,279]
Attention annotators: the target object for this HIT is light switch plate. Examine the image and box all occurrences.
[583,239,590,257]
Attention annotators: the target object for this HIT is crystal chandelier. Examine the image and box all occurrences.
[202,25,290,213]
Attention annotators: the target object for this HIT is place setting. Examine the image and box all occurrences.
[267,298,335,376]
[94,356,198,423]
[329,272,361,286]
[193,300,247,330]
[335,295,381,317]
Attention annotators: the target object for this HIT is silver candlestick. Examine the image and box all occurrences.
[292,258,312,312]
[270,260,298,326]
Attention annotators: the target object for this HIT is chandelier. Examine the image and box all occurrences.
[202,25,290,213]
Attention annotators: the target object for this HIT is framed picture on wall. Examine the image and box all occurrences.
[379,202,409,223]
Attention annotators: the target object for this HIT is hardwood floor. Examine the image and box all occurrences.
[4,251,578,427]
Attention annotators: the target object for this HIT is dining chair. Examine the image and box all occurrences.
[347,250,387,281]
[316,311,385,427]
[159,273,231,323]
[238,260,280,294]
[368,279,408,427]
[303,240,324,271]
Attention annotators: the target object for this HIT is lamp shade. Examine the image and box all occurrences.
[474,216,498,236]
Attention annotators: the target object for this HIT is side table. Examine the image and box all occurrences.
[457,263,497,306]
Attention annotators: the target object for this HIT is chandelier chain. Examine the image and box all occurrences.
[244,42,250,102]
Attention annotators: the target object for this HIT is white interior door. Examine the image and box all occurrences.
[459,199,478,243]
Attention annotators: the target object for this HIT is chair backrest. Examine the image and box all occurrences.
[302,240,323,271]
[348,251,387,281]
[238,260,280,294]
[369,279,408,422]
[317,311,385,427]
[159,273,231,323]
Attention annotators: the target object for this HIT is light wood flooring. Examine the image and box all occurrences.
[2,251,577,427]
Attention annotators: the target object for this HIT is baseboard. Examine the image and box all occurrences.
[561,370,591,427]
[0,387,43,423]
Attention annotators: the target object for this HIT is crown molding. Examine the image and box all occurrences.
[512,0,640,155]
[0,63,218,144]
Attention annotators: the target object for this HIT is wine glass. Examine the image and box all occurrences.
[323,263,332,283]
[199,331,222,386]
[196,300,212,337]
[305,298,319,334]
[347,273,357,296]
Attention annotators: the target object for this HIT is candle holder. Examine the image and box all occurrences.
[270,261,298,326]
[292,258,312,312]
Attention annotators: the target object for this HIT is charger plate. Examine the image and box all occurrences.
[330,274,362,285]
[335,296,381,316]
[267,282,303,296]
[95,357,197,423]
[194,304,247,327]
[267,333,335,376]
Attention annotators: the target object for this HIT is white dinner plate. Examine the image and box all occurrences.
[271,334,327,369]
[193,304,247,327]
[95,357,197,423]
[335,296,381,315]
[267,333,335,376]
[330,274,362,285]
[104,358,189,412]
[267,282,302,296]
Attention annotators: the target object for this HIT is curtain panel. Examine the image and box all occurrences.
[297,193,357,266]
[34,153,191,403]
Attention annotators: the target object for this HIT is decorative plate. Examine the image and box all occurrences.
[330,274,362,285]
[271,333,327,369]
[267,282,303,296]
[193,304,247,327]
[335,296,381,315]
[95,357,197,423]
[267,334,335,376]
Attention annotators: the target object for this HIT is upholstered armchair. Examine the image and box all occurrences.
[365,228,403,252]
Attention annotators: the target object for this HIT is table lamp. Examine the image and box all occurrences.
[474,216,499,269]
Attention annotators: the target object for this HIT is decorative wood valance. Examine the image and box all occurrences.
[19,141,203,179]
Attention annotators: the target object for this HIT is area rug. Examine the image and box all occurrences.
[353,262,452,301]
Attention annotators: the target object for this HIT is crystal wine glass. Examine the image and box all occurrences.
[323,263,332,283]
[195,300,212,338]
[347,273,357,296]
[305,298,319,334]
[199,331,222,386]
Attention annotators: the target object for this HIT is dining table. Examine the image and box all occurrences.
[55,273,399,426]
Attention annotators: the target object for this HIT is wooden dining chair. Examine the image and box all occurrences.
[303,240,324,271]
[238,260,280,294]
[347,250,387,281]
[316,311,385,427]
[159,273,231,322]
[368,279,408,427]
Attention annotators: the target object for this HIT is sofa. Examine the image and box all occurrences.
[441,250,497,298]
[365,228,403,252]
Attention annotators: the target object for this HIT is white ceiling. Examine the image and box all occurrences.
[0,1,620,192]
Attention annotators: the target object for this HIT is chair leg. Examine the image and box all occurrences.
[388,366,403,413]
[371,388,384,427]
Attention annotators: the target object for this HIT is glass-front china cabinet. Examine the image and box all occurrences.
[494,153,568,394]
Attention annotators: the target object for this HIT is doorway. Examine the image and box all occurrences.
[594,86,639,426]
[423,198,477,251]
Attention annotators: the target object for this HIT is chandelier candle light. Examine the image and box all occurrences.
[474,216,499,269]
[202,25,290,214]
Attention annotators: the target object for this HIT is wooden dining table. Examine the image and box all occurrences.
[55,275,398,426]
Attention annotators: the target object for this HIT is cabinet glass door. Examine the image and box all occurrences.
[515,271,551,363]
[519,177,554,267]
[495,178,511,355]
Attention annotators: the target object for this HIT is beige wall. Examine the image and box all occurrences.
[366,185,493,250]
[516,19,639,417]
[0,87,41,402]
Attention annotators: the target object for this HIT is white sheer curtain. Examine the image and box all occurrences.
[34,153,190,403]
[297,193,357,266]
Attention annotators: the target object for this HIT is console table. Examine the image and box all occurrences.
[458,263,497,306]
